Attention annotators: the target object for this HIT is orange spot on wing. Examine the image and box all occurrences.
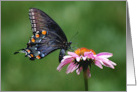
[35,34,40,38]
[26,49,31,53]
[42,30,47,35]
[36,55,41,59]
[30,54,34,57]
[31,38,35,42]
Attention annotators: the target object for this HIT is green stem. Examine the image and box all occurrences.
[83,69,88,91]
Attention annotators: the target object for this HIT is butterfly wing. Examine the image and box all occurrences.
[26,31,63,60]
[29,8,67,42]
[14,8,68,60]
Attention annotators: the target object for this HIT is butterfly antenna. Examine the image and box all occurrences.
[69,31,79,51]
[70,31,79,41]
[69,46,78,52]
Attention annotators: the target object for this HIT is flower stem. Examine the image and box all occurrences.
[83,69,88,91]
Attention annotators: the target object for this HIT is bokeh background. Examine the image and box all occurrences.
[1,1,126,91]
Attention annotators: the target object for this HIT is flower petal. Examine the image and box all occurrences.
[66,62,76,74]
[68,51,79,57]
[84,52,91,56]
[63,55,73,60]
[87,68,91,78]
[99,58,115,69]
[95,60,103,69]
[109,60,117,66]
[76,57,81,62]
[76,67,83,75]
[97,52,113,58]
[71,64,79,73]
[84,52,94,59]
[82,56,87,61]
[57,58,74,71]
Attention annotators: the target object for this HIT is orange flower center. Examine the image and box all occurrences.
[74,47,96,56]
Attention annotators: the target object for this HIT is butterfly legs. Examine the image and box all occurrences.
[59,49,66,63]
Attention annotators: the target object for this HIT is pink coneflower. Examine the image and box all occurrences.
[57,47,116,91]
[57,47,116,77]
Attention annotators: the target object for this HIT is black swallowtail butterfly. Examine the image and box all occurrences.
[14,8,72,62]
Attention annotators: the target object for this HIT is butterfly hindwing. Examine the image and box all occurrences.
[25,29,64,60]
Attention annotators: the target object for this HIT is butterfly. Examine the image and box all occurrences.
[14,8,72,62]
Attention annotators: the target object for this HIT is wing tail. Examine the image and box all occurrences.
[14,49,26,54]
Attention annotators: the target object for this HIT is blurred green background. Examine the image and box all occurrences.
[1,1,126,91]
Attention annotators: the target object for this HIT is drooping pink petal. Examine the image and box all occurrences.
[70,64,79,73]
[76,67,83,75]
[109,60,117,66]
[87,68,91,78]
[97,57,115,69]
[95,60,103,69]
[66,62,76,74]
[68,51,79,57]
[63,55,73,59]
[103,62,114,69]
[57,58,74,71]
[97,52,113,58]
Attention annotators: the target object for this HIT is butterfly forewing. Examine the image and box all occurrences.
[29,8,67,42]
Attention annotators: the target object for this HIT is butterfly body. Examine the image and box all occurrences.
[14,8,71,62]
